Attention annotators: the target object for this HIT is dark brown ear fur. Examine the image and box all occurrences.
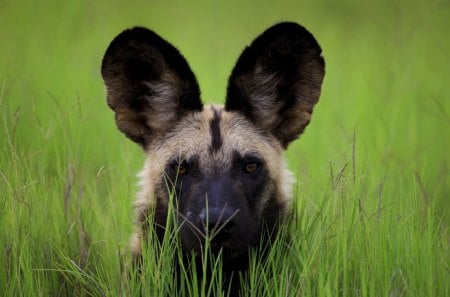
[225,22,325,148]
[101,27,203,148]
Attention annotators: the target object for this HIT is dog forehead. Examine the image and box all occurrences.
[151,104,282,167]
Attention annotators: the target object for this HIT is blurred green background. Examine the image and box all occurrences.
[0,0,449,295]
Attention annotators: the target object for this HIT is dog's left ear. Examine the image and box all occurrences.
[225,22,325,148]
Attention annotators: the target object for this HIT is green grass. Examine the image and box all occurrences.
[1,0,449,296]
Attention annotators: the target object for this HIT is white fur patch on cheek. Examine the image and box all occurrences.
[279,159,295,206]
[135,153,167,211]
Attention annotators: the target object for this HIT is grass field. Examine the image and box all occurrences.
[1,0,449,296]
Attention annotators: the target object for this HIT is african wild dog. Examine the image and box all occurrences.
[101,22,324,278]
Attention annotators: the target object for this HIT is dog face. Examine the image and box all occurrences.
[137,105,292,258]
[101,22,324,260]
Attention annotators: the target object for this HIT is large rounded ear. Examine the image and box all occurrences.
[225,22,325,148]
[101,27,203,149]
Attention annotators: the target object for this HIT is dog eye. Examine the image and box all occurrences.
[244,163,259,174]
[176,164,187,175]
[172,161,188,175]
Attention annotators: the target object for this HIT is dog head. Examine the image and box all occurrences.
[101,22,324,258]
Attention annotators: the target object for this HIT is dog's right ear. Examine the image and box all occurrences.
[101,27,203,149]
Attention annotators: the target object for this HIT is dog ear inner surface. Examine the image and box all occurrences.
[101,27,203,149]
[225,22,325,148]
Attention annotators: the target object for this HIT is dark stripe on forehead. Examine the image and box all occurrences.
[209,107,223,153]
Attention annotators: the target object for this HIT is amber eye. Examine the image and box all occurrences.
[175,164,187,175]
[244,163,259,174]
[171,161,188,175]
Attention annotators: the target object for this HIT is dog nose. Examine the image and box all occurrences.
[198,207,237,244]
